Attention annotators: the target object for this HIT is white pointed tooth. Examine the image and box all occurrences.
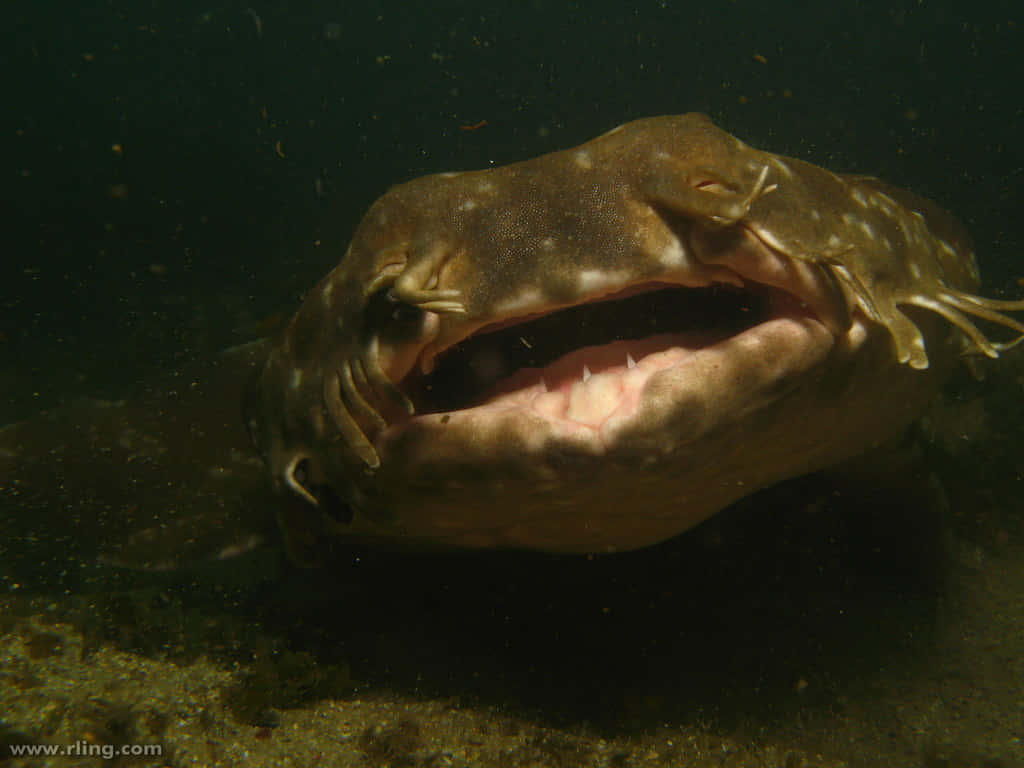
[626,352,636,369]
[582,364,592,383]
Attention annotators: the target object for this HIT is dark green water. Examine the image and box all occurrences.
[2,2,1022,766]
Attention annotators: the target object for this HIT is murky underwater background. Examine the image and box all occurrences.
[2,1,1023,765]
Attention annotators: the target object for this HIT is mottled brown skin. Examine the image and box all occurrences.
[247,114,1024,559]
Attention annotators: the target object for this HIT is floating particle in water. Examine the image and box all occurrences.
[245,8,263,38]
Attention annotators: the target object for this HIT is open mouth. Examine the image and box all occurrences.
[398,278,820,421]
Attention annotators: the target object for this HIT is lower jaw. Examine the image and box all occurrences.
[378,315,837,449]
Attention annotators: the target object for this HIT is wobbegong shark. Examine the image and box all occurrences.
[244,113,1024,560]
[3,113,1023,571]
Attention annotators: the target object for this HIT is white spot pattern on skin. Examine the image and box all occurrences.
[722,203,744,221]
[654,151,671,161]
[577,269,628,294]
[494,288,545,315]
[459,199,478,211]
[659,239,686,267]
[574,151,593,169]
[851,188,868,207]
[752,226,787,253]
[897,218,913,243]
[809,209,821,222]
[540,237,556,250]
[290,368,304,390]
[909,262,922,279]
[477,181,496,194]
[859,221,875,240]
[827,234,842,248]
[439,172,464,179]
[770,157,794,179]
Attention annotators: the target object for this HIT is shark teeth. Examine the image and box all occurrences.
[580,353,639,384]
[558,353,644,391]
